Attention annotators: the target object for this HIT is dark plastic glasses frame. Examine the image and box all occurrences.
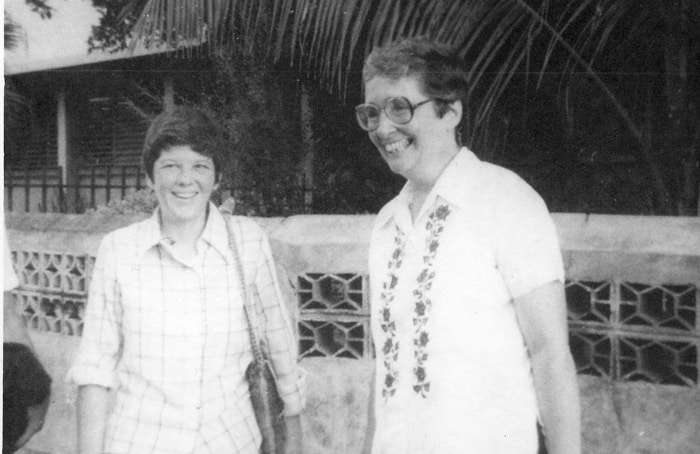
[355,97,433,131]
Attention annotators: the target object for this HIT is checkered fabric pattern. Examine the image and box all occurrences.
[69,206,305,454]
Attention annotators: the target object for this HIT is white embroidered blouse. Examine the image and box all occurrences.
[368,148,565,454]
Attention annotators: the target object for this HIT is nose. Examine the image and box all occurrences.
[373,109,396,136]
[175,166,195,184]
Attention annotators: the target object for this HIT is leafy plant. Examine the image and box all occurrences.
[88,0,699,215]
[85,187,158,214]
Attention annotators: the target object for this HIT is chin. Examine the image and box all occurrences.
[164,207,207,224]
[386,161,409,177]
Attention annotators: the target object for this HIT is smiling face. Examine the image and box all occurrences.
[364,76,461,186]
[148,145,219,229]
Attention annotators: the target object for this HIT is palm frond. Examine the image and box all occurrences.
[119,0,669,142]
[4,12,26,50]
[5,12,31,139]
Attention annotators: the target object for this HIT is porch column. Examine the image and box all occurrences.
[57,88,77,211]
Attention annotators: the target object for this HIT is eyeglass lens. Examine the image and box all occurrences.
[355,97,414,131]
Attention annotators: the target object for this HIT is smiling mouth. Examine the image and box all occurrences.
[172,192,198,199]
[384,138,411,155]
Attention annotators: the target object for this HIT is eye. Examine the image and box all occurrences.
[357,105,377,119]
[194,163,213,170]
[388,98,410,113]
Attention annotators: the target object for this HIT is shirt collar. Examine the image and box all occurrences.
[375,147,481,229]
[429,147,480,211]
[136,202,232,263]
[200,204,233,262]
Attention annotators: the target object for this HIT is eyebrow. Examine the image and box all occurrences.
[157,158,213,164]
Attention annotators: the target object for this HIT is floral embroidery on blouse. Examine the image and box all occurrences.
[379,226,406,400]
[412,204,451,397]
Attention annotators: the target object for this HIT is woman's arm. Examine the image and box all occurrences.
[514,280,581,454]
[248,222,306,416]
[70,235,123,454]
[77,385,111,454]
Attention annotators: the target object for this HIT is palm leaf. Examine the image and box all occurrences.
[4,12,25,50]
[117,0,664,142]
[5,12,31,136]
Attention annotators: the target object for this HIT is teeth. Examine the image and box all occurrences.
[173,192,196,199]
[385,139,409,154]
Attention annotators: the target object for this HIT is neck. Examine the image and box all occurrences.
[407,145,460,223]
[411,143,461,195]
[159,213,208,248]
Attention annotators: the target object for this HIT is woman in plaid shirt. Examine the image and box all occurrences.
[69,107,305,454]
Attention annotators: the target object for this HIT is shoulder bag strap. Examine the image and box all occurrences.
[224,215,265,365]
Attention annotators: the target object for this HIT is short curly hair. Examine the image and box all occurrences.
[142,106,225,181]
[362,36,469,117]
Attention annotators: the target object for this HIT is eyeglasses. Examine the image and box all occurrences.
[355,96,433,131]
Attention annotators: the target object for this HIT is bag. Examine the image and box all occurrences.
[245,350,287,454]
[3,342,52,453]
[225,217,287,454]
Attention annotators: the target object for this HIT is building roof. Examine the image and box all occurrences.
[4,0,186,75]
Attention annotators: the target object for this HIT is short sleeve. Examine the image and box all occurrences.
[491,175,564,299]
[67,234,123,388]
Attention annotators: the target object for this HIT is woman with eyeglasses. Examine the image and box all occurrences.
[358,37,581,454]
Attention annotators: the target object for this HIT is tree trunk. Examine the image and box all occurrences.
[298,84,315,213]
[664,0,697,215]
[163,77,175,113]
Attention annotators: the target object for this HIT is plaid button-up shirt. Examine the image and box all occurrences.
[69,206,305,454]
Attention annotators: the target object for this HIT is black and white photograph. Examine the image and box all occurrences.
[3,1,699,453]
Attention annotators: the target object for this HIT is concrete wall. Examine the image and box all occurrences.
[6,212,700,454]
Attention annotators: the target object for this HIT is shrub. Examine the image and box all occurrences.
[85,188,158,215]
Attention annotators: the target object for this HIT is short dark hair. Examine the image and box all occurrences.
[362,36,468,117]
[143,106,225,181]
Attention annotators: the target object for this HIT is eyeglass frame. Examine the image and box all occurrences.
[354,96,435,131]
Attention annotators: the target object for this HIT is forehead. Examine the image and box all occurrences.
[364,76,426,103]
[155,144,213,162]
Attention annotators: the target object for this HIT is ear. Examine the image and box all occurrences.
[214,173,223,191]
[445,99,463,129]
[146,175,155,190]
